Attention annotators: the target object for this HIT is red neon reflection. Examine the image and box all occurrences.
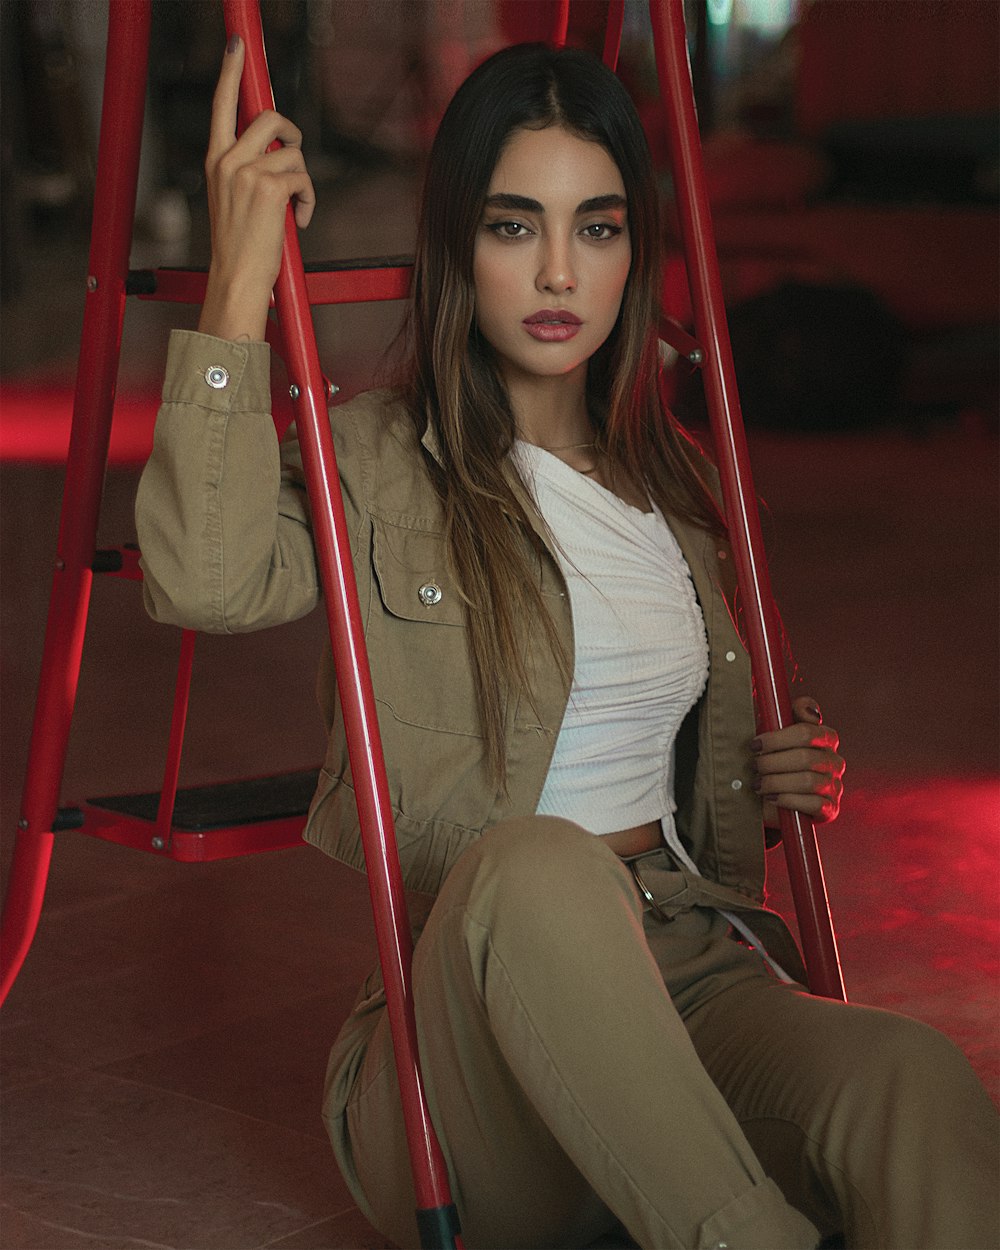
[0,383,159,464]
[767,775,1000,981]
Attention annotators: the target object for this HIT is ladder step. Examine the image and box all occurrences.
[87,767,320,831]
[129,257,414,306]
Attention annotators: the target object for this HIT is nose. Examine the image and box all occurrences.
[536,235,576,295]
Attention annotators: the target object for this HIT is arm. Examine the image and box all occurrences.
[136,329,322,632]
[136,36,324,633]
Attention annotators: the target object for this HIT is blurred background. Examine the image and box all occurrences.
[1,3,998,1248]
[3,0,998,428]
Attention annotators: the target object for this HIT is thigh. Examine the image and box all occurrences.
[339,820,637,1249]
[345,919,618,1250]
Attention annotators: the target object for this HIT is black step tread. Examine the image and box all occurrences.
[87,768,320,832]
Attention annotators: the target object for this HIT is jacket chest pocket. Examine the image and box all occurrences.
[368,516,482,737]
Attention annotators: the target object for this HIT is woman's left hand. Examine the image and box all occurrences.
[751,696,845,826]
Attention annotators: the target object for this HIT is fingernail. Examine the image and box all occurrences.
[808,703,822,721]
[750,737,762,753]
[226,32,240,54]
[751,777,762,792]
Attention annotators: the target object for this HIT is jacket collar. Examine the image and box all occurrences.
[419,419,555,553]
[419,420,444,465]
[502,451,556,551]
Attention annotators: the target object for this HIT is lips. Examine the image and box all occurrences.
[522,309,583,342]
[523,309,583,326]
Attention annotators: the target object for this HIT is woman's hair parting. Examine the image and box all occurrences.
[402,43,723,785]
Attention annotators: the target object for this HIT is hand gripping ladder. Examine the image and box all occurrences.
[1,2,845,1246]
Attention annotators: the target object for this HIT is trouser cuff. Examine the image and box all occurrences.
[696,1178,819,1249]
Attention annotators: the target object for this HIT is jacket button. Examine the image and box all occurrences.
[204,365,230,389]
[725,650,736,662]
[731,779,743,790]
[418,582,443,606]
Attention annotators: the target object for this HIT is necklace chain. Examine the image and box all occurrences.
[535,438,597,453]
[543,440,603,476]
[519,434,603,475]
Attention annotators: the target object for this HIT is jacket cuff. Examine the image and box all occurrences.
[161,329,271,414]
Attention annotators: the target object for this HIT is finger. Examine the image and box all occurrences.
[239,108,305,156]
[270,170,316,230]
[254,152,316,228]
[792,695,823,724]
[293,181,316,229]
[254,146,310,177]
[763,795,840,827]
[752,722,840,756]
[208,34,245,157]
[240,166,316,229]
[770,792,838,821]
[753,768,842,798]
[754,746,844,777]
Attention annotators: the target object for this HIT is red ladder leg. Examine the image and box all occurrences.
[222,3,462,1245]
[1,0,152,1004]
[603,0,626,69]
[648,0,846,1001]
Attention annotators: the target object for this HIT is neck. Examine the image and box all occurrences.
[507,367,592,449]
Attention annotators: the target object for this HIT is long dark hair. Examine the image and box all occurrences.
[402,43,722,785]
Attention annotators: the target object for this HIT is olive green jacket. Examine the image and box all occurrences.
[136,330,799,970]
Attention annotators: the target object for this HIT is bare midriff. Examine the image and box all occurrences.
[601,819,664,858]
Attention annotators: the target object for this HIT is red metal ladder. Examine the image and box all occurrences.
[1,2,845,1245]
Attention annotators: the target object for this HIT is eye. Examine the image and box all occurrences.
[486,220,533,239]
[580,222,624,241]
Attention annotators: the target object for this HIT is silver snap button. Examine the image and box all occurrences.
[725,650,736,662]
[731,779,743,791]
[418,582,442,607]
[205,365,230,389]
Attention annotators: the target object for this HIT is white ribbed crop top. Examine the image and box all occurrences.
[514,441,709,840]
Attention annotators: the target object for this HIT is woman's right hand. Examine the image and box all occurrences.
[198,34,316,343]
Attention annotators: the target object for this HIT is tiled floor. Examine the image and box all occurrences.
[2,87,999,1250]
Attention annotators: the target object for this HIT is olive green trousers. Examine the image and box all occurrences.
[324,818,999,1250]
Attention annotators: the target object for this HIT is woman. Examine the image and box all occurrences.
[136,37,998,1250]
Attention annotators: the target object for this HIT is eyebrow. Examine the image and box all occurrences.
[483,192,627,214]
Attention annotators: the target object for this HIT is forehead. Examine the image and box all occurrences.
[488,125,625,201]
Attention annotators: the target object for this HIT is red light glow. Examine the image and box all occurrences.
[0,383,159,465]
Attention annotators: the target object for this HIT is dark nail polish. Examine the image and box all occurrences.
[750,737,762,753]
[226,32,240,54]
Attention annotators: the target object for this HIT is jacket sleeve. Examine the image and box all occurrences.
[136,328,324,633]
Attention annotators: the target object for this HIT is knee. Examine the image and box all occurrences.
[837,1006,988,1121]
[440,815,635,926]
[872,1010,969,1079]
[464,813,612,895]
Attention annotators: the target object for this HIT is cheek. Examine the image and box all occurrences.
[601,264,630,326]
[615,251,632,298]
[472,257,500,326]
[473,247,511,299]
[595,249,631,316]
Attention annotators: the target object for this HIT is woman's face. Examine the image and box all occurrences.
[472,125,631,394]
